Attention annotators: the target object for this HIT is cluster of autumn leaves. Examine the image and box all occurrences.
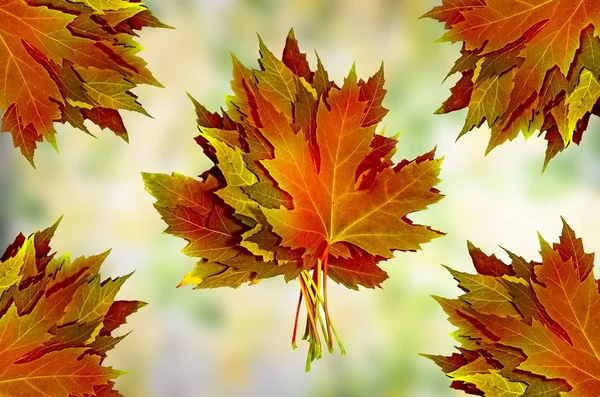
[428,220,600,395]
[427,0,600,169]
[0,219,144,396]
[0,0,169,164]
[3,0,600,395]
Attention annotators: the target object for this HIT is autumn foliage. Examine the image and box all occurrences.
[0,219,145,396]
[143,30,444,370]
[425,0,600,169]
[0,0,169,165]
[427,219,600,396]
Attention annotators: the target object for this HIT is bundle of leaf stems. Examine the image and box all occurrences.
[291,248,345,371]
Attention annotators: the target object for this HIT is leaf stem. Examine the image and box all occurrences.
[301,270,328,348]
[303,259,346,355]
[321,247,334,352]
[291,289,303,350]
[292,246,346,370]
[298,273,321,370]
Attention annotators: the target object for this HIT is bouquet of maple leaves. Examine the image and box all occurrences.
[144,30,445,370]
[428,220,600,396]
[0,219,144,396]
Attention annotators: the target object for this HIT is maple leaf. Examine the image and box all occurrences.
[0,218,145,396]
[0,0,171,166]
[425,0,600,169]
[425,218,600,396]
[143,29,444,370]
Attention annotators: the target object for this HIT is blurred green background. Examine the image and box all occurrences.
[2,1,600,396]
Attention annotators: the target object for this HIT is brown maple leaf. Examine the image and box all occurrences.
[0,0,170,165]
[144,30,444,370]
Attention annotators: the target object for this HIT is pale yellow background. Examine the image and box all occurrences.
[2,1,599,396]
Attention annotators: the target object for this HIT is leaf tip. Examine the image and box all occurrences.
[256,32,267,50]
[100,248,113,260]
[26,154,36,168]
[186,92,199,104]
[537,231,550,251]
[466,240,476,251]
[440,264,454,274]
[54,215,65,226]
[229,51,241,66]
